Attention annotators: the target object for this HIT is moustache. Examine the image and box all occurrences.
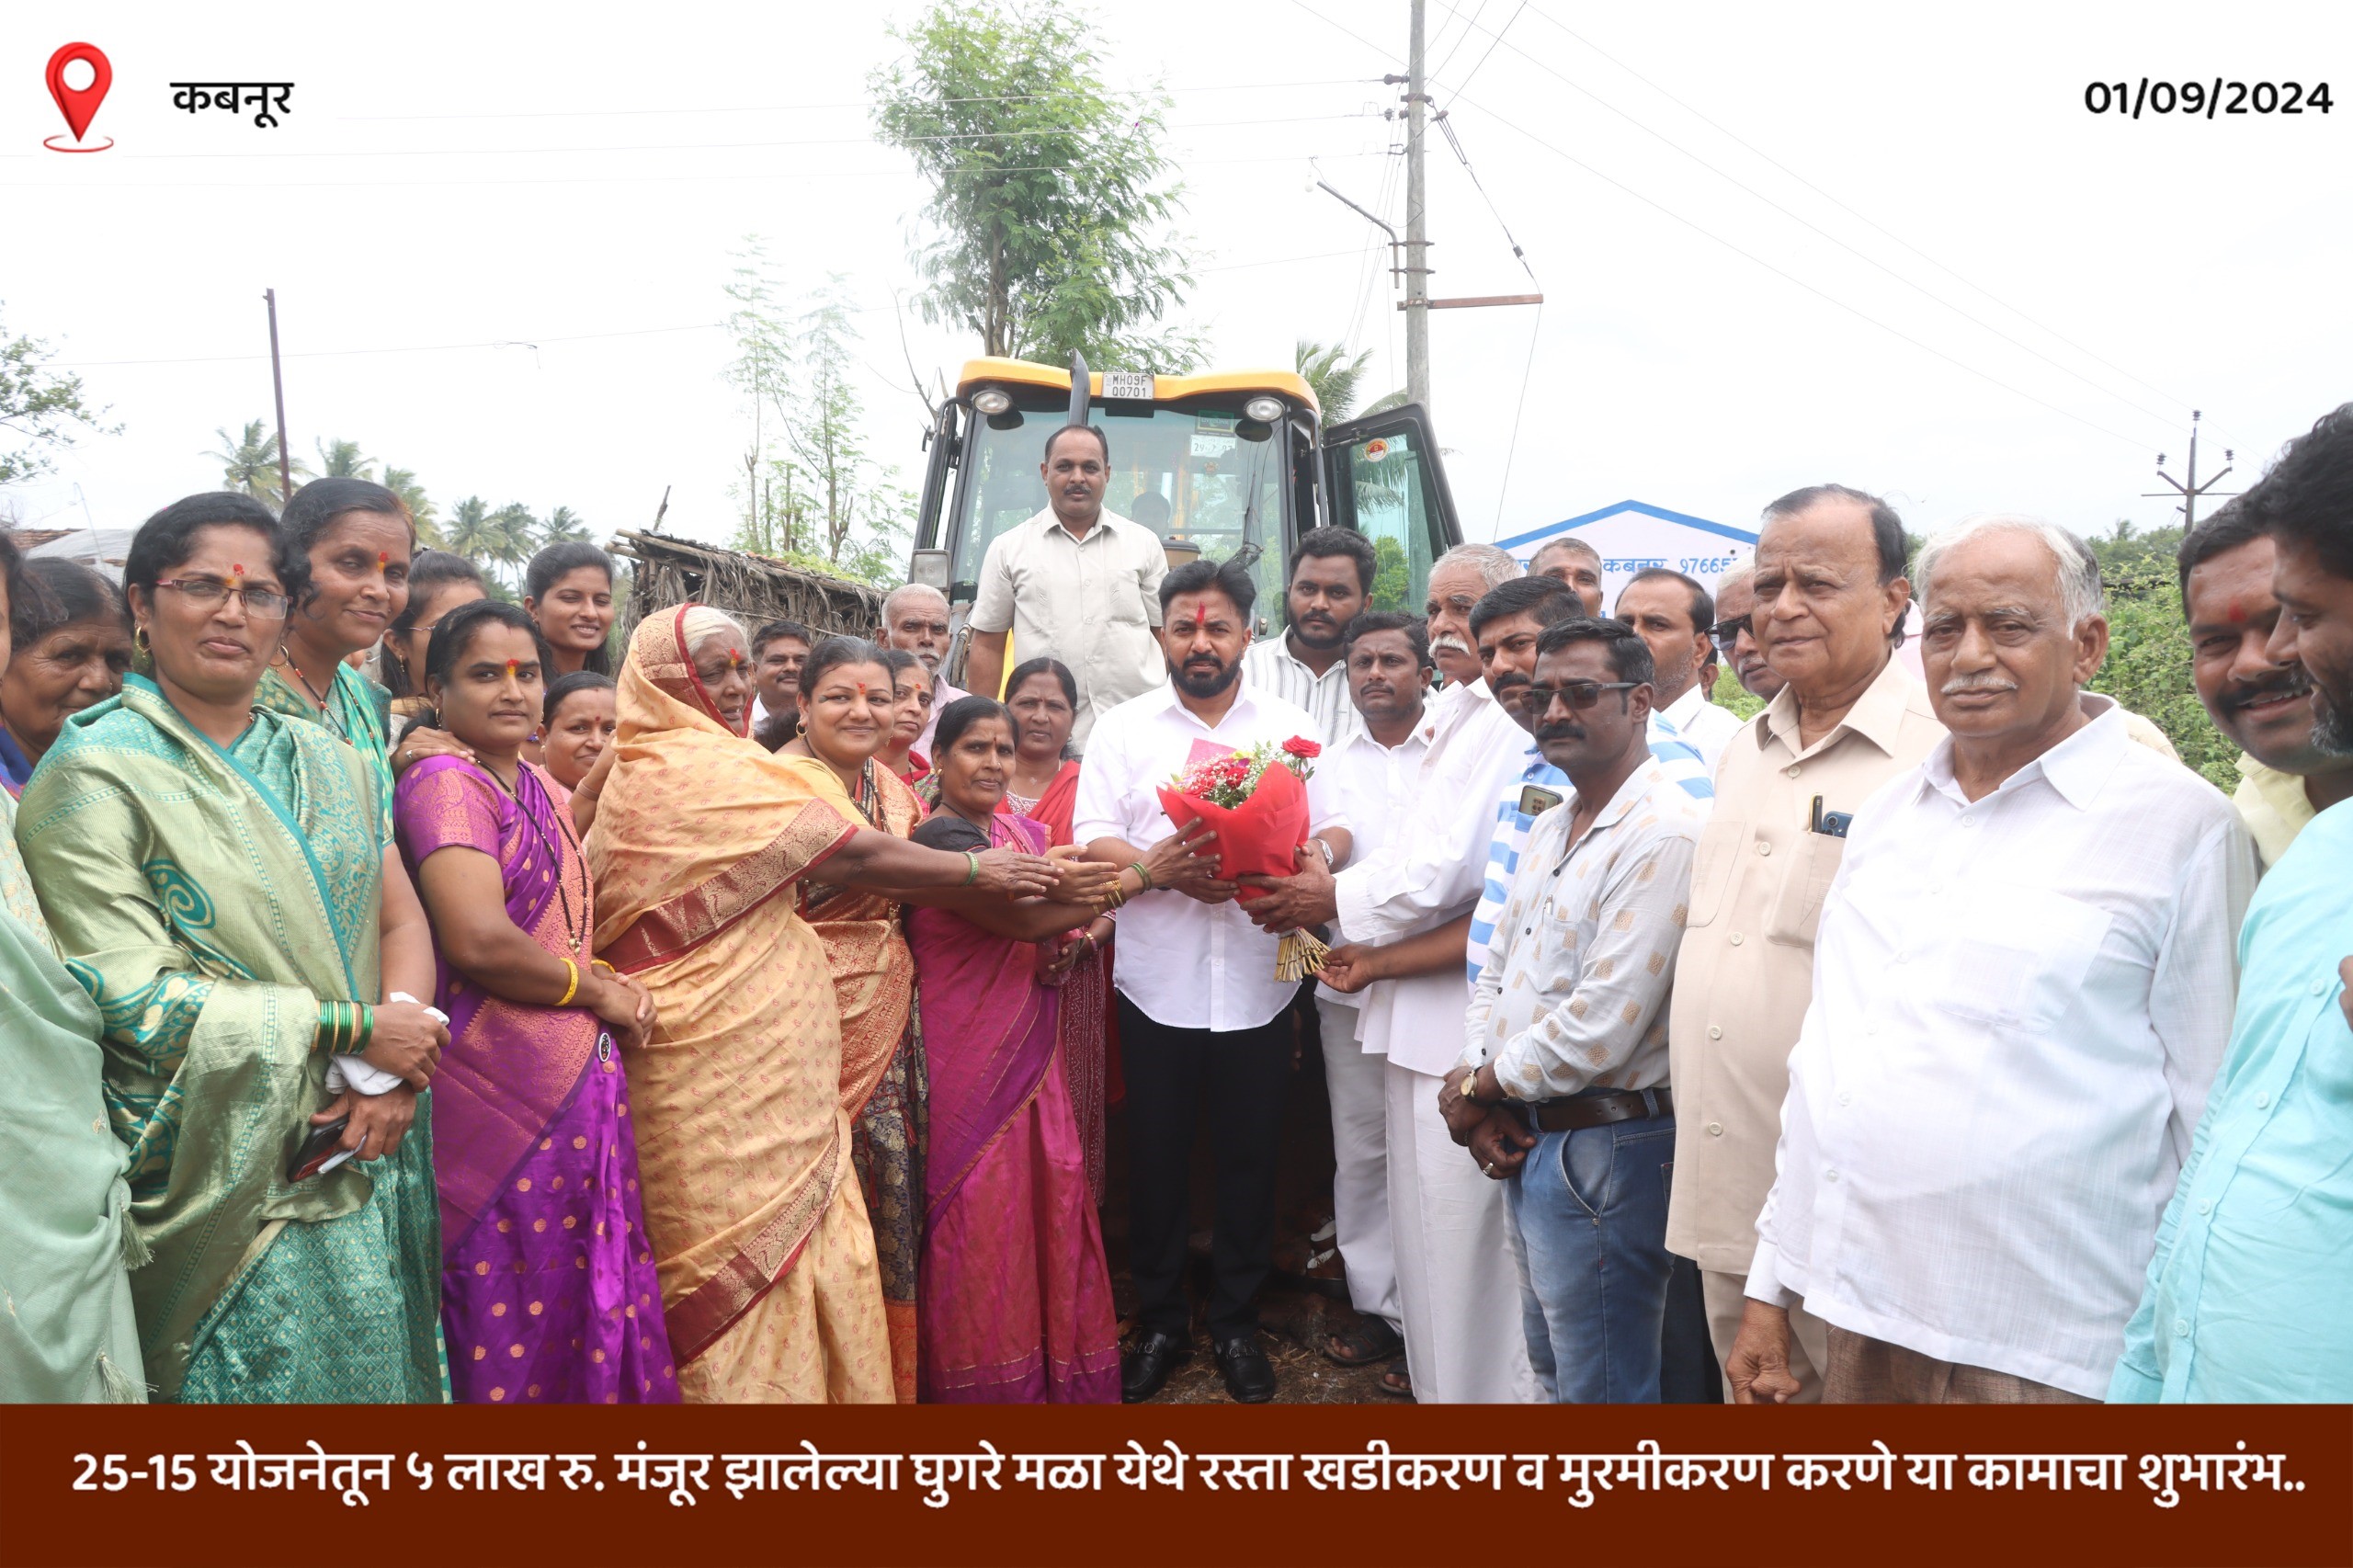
[1536,722,1586,744]
[1429,633,1472,656]
[2222,671,2311,713]
[1939,674,2019,696]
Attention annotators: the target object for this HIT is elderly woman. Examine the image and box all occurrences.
[0,557,133,794]
[0,530,144,1402]
[586,606,1062,1403]
[19,493,449,1403]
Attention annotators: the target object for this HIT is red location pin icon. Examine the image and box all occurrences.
[46,43,115,153]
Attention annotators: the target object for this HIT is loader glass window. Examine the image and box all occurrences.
[949,403,1289,626]
[1340,426,1443,613]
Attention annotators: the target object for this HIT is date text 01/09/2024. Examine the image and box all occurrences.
[2086,79,2333,118]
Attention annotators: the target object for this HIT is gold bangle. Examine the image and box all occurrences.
[557,957,581,1008]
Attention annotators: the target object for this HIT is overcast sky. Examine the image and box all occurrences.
[6,1,2347,559]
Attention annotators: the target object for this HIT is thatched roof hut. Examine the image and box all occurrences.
[609,530,886,642]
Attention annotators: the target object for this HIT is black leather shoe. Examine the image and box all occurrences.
[1214,1332,1277,1404]
[1121,1330,1191,1403]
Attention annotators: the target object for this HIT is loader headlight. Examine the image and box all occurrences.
[1242,395,1285,424]
[970,387,1013,415]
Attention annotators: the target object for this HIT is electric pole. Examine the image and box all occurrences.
[1403,0,1430,409]
[264,289,293,508]
[2144,410,2237,533]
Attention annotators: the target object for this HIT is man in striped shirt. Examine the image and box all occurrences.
[1243,527,1379,747]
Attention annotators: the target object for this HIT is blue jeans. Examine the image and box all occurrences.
[1505,1105,1676,1403]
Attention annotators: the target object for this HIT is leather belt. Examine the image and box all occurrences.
[1526,1087,1672,1133]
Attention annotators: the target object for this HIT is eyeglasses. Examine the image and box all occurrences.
[153,576,290,619]
[1518,681,1642,712]
[1708,614,1752,653]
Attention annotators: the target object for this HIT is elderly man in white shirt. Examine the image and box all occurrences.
[1616,568,1745,773]
[878,583,965,756]
[966,425,1167,749]
[1303,611,1432,1376]
[1252,542,1536,1402]
[1728,515,2256,1404]
[1074,557,1351,1405]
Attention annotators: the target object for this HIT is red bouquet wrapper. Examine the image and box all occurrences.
[1155,755,1310,893]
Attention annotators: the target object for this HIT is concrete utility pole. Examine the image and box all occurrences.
[1403,0,1430,409]
[2145,410,2237,532]
[264,289,293,508]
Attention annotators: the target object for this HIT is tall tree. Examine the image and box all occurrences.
[207,419,309,505]
[443,494,499,564]
[540,505,590,547]
[870,4,1202,369]
[1296,340,1375,422]
[1,305,116,486]
[313,437,375,479]
[381,466,440,545]
[489,503,539,581]
[782,281,907,574]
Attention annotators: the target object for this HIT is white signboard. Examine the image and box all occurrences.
[1500,500,1757,617]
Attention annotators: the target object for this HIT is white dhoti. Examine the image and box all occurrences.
[1384,1058,1539,1403]
[1317,996,1398,1333]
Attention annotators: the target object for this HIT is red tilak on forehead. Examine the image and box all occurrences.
[231,563,247,577]
[2226,600,2247,623]
[505,658,520,676]
[378,551,391,567]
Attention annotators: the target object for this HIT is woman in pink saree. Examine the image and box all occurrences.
[392,601,676,1403]
[905,697,1119,1403]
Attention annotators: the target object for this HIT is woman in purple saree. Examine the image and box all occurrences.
[392,602,677,1404]
[906,698,1119,1403]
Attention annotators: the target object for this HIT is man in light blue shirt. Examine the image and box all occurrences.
[2110,401,2353,1402]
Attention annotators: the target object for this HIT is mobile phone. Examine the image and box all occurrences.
[287,1116,357,1182]
[1518,786,1563,818]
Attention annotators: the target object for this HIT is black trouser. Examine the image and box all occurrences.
[1118,994,1292,1340]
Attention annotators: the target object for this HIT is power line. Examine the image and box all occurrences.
[1287,0,2160,451]
[1449,0,1528,93]
[1513,2,2198,424]
[1426,0,2179,443]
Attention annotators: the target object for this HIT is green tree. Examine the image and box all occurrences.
[1297,340,1374,422]
[1,307,116,485]
[785,282,912,577]
[1369,534,1411,612]
[540,505,590,547]
[313,437,374,479]
[443,494,500,566]
[381,466,440,546]
[207,419,309,506]
[488,503,538,582]
[2084,526,2237,790]
[870,3,1201,369]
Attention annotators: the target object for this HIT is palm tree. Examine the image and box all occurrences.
[443,494,500,567]
[487,503,538,585]
[380,466,440,546]
[206,419,308,505]
[1296,340,1374,422]
[313,437,375,479]
[539,505,590,547]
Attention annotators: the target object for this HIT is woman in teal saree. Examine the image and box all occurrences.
[17,494,451,1403]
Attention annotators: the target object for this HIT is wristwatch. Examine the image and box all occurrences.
[1459,1068,1483,1104]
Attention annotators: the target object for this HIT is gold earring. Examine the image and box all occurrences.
[133,626,150,653]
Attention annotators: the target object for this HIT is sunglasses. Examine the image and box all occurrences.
[1708,614,1752,653]
[1516,681,1643,713]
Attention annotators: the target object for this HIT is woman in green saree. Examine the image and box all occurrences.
[17,494,451,1403]
[0,528,145,1403]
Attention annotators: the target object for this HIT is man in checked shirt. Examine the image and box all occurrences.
[1438,617,1707,1403]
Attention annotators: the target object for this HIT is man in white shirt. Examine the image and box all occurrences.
[1245,543,1535,1402]
[1074,558,1352,1405]
[966,425,1166,749]
[1243,527,1378,748]
[748,618,811,753]
[1728,515,2255,1404]
[878,584,965,757]
[1617,568,1744,773]
[1445,618,1707,1401]
[1304,611,1430,1377]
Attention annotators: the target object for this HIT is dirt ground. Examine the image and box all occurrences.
[1097,1000,1404,1405]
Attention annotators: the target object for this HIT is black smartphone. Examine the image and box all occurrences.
[287,1115,356,1182]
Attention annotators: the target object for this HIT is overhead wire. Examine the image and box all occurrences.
[1287,0,2161,451]
[1518,4,2198,421]
[1429,0,2181,441]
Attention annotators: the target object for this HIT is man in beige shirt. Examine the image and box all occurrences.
[1664,483,1944,1402]
[966,424,1168,748]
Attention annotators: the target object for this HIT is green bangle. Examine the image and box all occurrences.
[962,851,980,887]
[1131,859,1153,892]
[354,1002,374,1053]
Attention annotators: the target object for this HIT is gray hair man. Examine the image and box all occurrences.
[1665,483,1943,1403]
[880,582,965,756]
[1728,514,2253,1403]
[1711,564,1784,702]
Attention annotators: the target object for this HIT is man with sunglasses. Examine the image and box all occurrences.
[1711,565,1784,702]
[1442,618,1705,1401]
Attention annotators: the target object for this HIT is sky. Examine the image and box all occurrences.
[4,1,2347,560]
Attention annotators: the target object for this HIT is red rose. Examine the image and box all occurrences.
[1282,736,1322,759]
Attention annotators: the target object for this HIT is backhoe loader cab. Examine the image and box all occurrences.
[908,357,1461,660]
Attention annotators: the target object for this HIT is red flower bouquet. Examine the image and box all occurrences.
[1156,736,1330,979]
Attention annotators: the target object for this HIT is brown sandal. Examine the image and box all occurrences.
[1324,1317,1404,1367]
[1378,1364,1413,1398]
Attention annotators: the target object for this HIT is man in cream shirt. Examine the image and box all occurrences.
[965,424,1167,749]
